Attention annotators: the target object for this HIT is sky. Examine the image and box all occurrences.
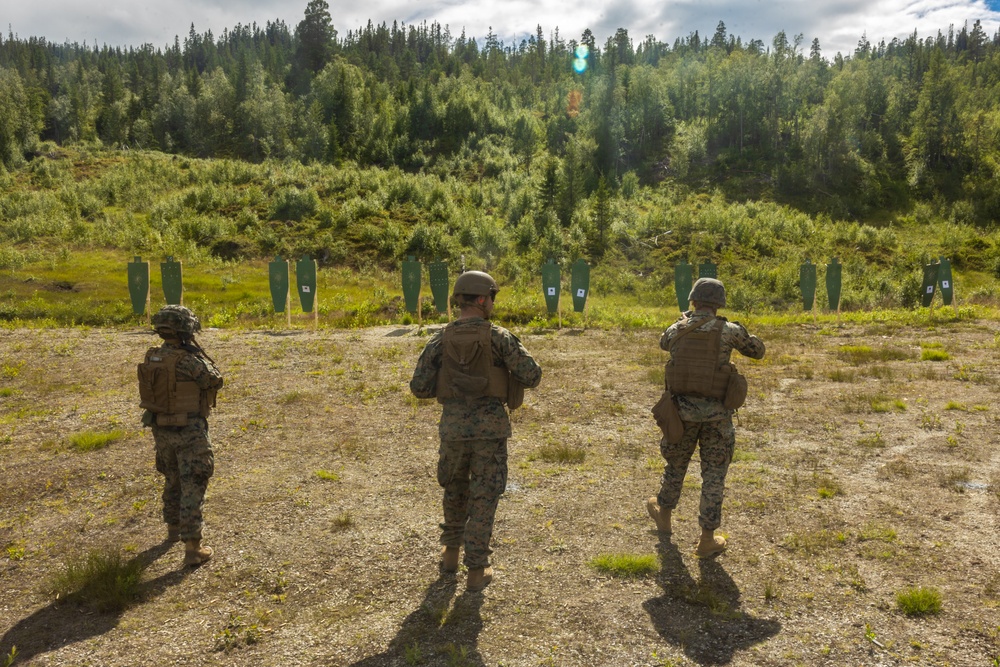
[5,0,1000,60]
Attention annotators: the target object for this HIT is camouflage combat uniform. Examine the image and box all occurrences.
[144,342,224,542]
[410,317,542,569]
[656,308,765,531]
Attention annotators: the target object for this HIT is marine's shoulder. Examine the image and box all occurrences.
[722,318,755,335]
[489,321,514,336]
[145,342,183,356]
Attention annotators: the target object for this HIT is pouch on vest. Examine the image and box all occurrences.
[507,378,525,410]
[723,364,748,410]
[156,413,189,427]
[436,322,509,402]
[652,389,684,444]
[138,347,202,417]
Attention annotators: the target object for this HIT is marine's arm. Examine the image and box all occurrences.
[659,316,688,352]
[728,323,766,360]
[498,330,542,389]
[409,335,442,398]
[178,352,224,390]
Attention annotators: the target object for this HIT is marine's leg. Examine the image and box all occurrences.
[656,422,701,512]
[438,439,472,550]
[153,427,182,529]
[695,417,736,531]
[175,419,215,542]
[463,438,507,570]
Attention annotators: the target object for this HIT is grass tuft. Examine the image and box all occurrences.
[278,391,308,404]
[896,586,942,616]
[68,429,125,452]
[531,443,586,464]
[816,475,844,498]
[921,349,950,361]
[332,512,355,531]
[589,553,658,578]
[837,345,912,364]
[315,469,340,481]
[47,547,144,612]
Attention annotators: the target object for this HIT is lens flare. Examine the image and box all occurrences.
[573,44,589,73]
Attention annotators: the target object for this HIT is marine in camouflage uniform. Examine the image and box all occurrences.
[140,305,224,566]
[410,271,542,591]
[647,278,765,557]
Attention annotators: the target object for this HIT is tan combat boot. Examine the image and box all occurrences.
[646,497,672,534]
[441,546,460,573]
[696,529,727,558]
[466,566,493,592]
[184,539,213,566]
[166,524,181,543]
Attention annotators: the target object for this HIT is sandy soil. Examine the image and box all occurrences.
[0,319,998,666]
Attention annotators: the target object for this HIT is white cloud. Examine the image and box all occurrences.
[4,0,999,58]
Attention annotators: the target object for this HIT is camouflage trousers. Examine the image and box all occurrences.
[153,417,215,541]
[438,438,508,569]
[657,417,735,531]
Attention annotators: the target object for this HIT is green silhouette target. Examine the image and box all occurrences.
[296,255,317,313]
[800,260,817,311]
[542,259,560,314]
[160,257,183,305]
[921,261,939,307]
[429,261,450,313]
[402,256,421,314]
[937,257,954,306]
[826,258,842,310]
[570,259,590,313]
[674,260,693,312]
[127,257,149,315]
[268,256,289,313]
[698,261,717,280]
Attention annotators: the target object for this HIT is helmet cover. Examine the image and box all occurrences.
[688,278,726,308]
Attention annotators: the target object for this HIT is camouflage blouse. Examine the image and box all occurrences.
[410,317,542,440]
[660,308,765,422]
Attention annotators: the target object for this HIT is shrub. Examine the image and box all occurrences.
[269,187,319,221]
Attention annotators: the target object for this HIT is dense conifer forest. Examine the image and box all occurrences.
[3,3,1000,219]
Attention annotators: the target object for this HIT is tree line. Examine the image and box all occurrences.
[2,0,1000,224]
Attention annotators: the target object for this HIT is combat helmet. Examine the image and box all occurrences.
[688,278,726,308]
[152,305,202,336]
[453,271,499,299]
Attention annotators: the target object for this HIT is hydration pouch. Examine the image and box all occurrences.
[138,347,202,416]
[436,322,509,402]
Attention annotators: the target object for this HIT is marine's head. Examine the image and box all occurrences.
[688,277,726,309]
[453,270,499,318]
[152,305,201,340]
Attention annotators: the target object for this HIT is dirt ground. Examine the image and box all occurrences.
[1,319,999,666]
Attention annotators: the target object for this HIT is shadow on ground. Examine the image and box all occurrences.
[0,541,191,665]
[348,573,487,667]
[643,538,781,665]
